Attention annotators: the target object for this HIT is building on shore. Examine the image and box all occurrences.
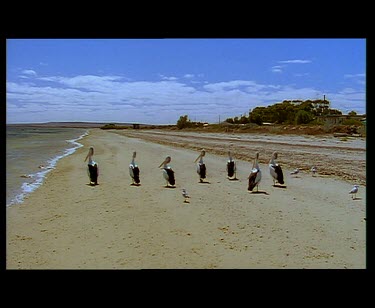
[316,114,366,125]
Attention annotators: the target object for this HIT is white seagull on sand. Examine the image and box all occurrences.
[248,152,262,192]
[269,151,284,186]
[311,166,318,176]
[290,168,300,175]
[349,185,359,199]
[182,188,190,203]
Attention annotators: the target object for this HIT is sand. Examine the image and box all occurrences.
[6,129,366,269]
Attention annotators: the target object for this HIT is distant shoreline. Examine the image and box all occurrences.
[6,122,125,128]
[6,122,366,138]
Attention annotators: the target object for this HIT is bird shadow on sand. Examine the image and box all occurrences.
[199,181,211,184]
[164,185,176,189]
[249,190,269,195]
[228,178,239,181]
[352,197,362,200]
[130,183,141,187]
[86,183,99,187]
[273,184,287,189]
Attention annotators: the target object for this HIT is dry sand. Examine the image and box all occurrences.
[6,129,366,269]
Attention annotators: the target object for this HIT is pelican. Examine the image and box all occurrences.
[158,156,175,187]
[87,161,99,185]
[182,188,190,203]
[248,152,262,192]
[290,168,300,175]
[349,185,359,199]
[311,166,318,176]
[129,151,141,185]
[194,150,207,182]
[269,151,284,186]
[226,151,237,179]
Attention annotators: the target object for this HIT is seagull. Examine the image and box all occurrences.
[311,166,318,176]
[226,151,237,179]
[158,156,175,187]
[20,174,32,178]
[269,151,284,186]
[194,150,207,183]
[290,168,300,175]
[349,185,359,199]
[248,152,262,192]
[182,188,190,203]
[129,151,141,185]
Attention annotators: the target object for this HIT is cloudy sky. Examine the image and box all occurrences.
[6,38,366,124]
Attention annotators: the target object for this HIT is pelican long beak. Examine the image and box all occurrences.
[159,159,167,167]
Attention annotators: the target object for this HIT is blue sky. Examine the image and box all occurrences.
[6,38,366,124]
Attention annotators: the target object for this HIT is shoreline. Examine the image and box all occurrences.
[6,129,366,269]
[6,129,89,207]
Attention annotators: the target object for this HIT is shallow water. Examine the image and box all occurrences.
[6,126,88,206]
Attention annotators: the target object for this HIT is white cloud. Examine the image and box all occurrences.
[6,73,366,124]
[271,66,283,73]
[344,73,365,78]
[272,60,311,74]
[159,74,178,81]
[184,74,194,78]
[21,69,37,76]
[278,59,312,64]
[344,73,366,86]
[203,80,259,92]
[326,90,366,114]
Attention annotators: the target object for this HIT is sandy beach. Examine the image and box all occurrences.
[6,128,366,269]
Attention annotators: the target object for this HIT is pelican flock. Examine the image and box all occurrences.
[194,150,207,183]
[248,152,262,192]
[158,156,175,187]
[269,151,284,186]
[226,151,237,180]
[129,151,141,186]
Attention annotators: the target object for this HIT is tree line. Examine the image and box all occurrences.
[176,99,361,129]
[225,99,345,125]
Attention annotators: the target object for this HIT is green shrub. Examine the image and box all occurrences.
[295,110,313,124]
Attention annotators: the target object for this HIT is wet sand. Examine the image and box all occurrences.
[6,129,366,269]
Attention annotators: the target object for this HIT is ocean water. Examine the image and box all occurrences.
[6,126,88,207]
